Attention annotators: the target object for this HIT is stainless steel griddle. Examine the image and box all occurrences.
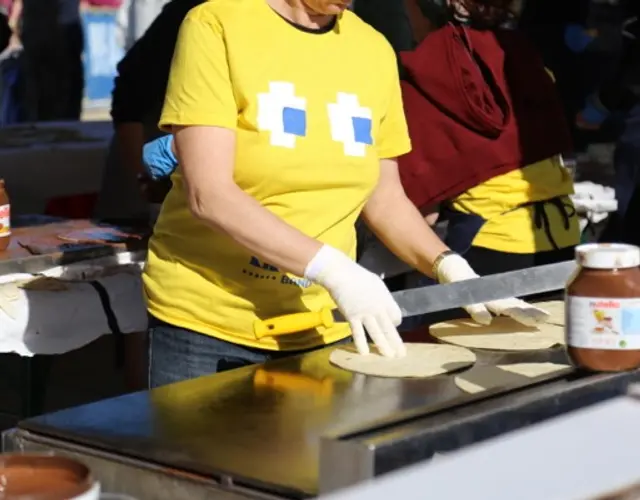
[5,261,640,499]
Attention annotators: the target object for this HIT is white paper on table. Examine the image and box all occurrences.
[571,181,618,225]
[0,269,147,356]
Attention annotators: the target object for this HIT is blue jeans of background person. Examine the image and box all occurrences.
[148,317,348,389]
[614,104,640,220]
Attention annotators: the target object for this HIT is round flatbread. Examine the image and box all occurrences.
[455,363,571,394]
[329,343,476,378]
[429,300,565,351]
[530,300,565,320]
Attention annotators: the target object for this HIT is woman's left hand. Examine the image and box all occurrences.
[436,253,550,327]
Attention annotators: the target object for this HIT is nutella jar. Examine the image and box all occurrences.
[0,179,10,252]
[0,454,100,499]
[566,243,640,372]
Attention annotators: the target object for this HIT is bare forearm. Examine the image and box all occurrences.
[363,160,449,278]
[365,196,448,278]
[114,123,145,176]
[190,185,322,277]
[175,125,323,277]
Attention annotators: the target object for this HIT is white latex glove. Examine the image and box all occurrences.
[305,245,406,358]
[436,253,550,327]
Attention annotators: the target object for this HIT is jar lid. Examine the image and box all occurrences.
[576,243,640,269]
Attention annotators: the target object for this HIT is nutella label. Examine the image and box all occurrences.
[567,297,640,350]
[0,203,9,237]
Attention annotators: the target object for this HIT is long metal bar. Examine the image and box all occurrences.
[391,260,576,318]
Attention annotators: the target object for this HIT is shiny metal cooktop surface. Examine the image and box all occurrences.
[20,344,573,497]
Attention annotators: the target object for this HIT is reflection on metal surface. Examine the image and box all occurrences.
[253,368,334,398]
[392,260,575,318]
[19,345,576,497]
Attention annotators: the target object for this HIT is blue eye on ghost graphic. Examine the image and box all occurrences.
[257,82,308,148]
[328,92,374,157]
[282,107,307,137]
[352,116,373,145]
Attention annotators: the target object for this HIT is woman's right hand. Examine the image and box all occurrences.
[305,245,406,358]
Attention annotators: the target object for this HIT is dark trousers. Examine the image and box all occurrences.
[0,13,10,52]
[22,21,84,121]
[600,104,640,243]
[614,104,640,219]
[148,317,347,388]
[462,245,576,276]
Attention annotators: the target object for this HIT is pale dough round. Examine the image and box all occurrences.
[429,300,565,351]
[455,363,571,394]
[329,343,476,378]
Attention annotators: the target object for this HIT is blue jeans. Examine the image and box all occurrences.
[148,317,348,388]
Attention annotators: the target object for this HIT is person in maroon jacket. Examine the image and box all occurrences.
[397,0,580,279]
[378,0,581,331]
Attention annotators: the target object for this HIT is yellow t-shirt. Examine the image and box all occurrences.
[143,0,411,351]
[452,155,580,253]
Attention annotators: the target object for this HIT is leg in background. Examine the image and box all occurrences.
[0,13,10,51]
[20,355,54,418]
[613,105,640,221]
[59,21,84,120]
[463,245,575,276]
[601,105,640,242]
[463,246,534,276]
[123,331,148,393]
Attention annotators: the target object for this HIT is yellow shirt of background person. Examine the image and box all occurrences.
[452,156,580,253]
[451,65,579,254]
[142,0,411,351]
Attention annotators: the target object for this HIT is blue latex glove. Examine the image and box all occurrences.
[142,135,177,180]
[576,95,610,129]
[564,24,596,53]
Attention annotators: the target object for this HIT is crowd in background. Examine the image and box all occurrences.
[0,0,169,125]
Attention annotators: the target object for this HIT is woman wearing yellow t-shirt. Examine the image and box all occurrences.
[144,0,548,388]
